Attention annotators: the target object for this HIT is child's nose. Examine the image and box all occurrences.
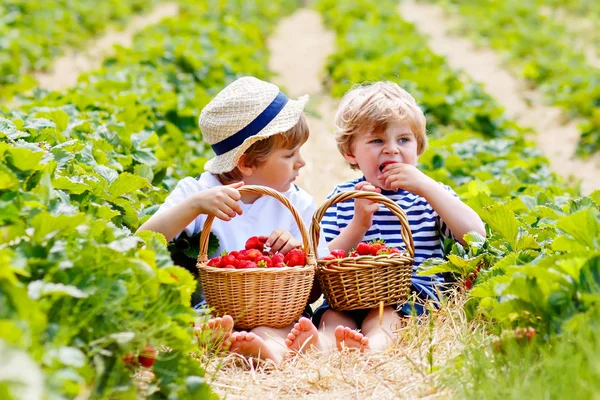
[383,142,399,154]
[296,153,306,168]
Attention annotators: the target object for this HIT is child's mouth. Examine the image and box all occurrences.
[378,161,397,172]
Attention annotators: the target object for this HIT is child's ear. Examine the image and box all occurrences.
[236,155,254,177]
[342,152,358,166]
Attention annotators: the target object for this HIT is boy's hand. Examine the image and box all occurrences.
[382,163,434,196]
[352,181,381,230]
[194,181,244,221]
[266,229,300,255]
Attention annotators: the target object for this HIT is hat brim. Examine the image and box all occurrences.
[204,94,309,174]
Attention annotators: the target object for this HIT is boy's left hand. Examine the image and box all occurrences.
[382,163,434,196]
[265,229,300,255]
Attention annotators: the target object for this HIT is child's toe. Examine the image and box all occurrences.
[298,317,313,331]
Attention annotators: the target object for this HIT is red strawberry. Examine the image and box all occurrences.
[349,251,360,257]
[356,242,370,255]
[138,344,157,368]
[245,236,268,252]
[223,264,235,269]
[245,261,258,269]
[271,253,284,266]
[330,249,347,258]
[369,242,384,256]
[321,255,336,261]
[376,247,390,255]
[238,249,249,260]
[236,260,250,269]
[207,257,222,267]
[229,250,240,258]
[221,253,238,268]
[388,247,402,254]
[121,352,138,369]
[465,279,473,290]
[284,249,306,267]
[245,249,262,261]
[256,256,272,268]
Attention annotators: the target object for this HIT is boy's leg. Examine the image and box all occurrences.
[361,306,403,352]
[227,325,293,365]
[319,310,369,351]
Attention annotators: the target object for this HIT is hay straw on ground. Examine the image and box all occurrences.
[197,290,477,399]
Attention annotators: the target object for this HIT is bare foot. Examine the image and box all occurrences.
[226,331,281,363]
[334,326,370,352]
[285,317,322,352]
[194,315,234,347]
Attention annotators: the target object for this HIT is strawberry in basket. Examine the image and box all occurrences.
[206,236,306,269]
[320,239,403,260]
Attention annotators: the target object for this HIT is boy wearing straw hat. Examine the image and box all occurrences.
[138,76,329,364]
[310,81,486,352]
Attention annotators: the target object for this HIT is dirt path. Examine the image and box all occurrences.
[267,9,361,205]
[33,3,179,92]
[399,0,600,195]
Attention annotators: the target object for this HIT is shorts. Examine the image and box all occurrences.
[311,285,436,328]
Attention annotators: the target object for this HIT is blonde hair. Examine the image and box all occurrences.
[334,81,427,169]
[217,113,309,184]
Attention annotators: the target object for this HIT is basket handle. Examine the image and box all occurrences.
[197,185,316,265]
[310,190,415,259]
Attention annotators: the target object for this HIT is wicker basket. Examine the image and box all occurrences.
[196,185,316,329]
[311,191,415,311]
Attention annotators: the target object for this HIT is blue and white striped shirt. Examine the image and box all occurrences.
[321,177,457,302]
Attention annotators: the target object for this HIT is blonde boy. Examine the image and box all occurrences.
[138,76,328,364]
[311,81,486,352]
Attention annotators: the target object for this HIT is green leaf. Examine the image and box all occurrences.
[107,237,141,253]
[579,255,600,294]
[7,147,45,171]
[0,164,19,190]
[30,212,87,242]
[23,118,56,131]
[53,175,90,195]
[28,281,88,300]
[590,190,600,206]
[553,208,600,251]
[50,110,70,133]
[108,173,150,199]
[471,193,520,248]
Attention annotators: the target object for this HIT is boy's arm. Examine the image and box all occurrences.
[326,181,381,252]
[382,163,485,245]
[137,182,244,242]
[420,181,486,245]
[327,220,370,252]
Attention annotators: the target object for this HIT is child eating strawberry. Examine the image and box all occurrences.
[310,81,486,352]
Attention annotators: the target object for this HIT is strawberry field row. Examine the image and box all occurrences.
[421,0,600,157]
[315,0,600,342]
[0,0,164,101]
[316,0,600,395]
[0,0,297,398]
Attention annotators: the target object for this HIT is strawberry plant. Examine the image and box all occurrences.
[1,0,300,398]
[424,0,600,156]
[0,0,163,101]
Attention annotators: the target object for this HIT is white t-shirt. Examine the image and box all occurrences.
[157,172,330,258]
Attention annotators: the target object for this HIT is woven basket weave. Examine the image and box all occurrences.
[311,191,414,311]
[196,185,316,329]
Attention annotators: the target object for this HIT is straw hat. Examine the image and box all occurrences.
[199,76,309,174]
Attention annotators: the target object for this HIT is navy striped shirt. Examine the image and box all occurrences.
[321,177,457,302]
